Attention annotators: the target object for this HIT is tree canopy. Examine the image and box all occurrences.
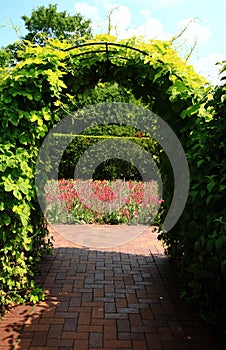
[0,4,93,67]
[21,4,92,44]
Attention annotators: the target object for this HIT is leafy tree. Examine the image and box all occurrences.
[0,4,92,67]
[21,3,92,44]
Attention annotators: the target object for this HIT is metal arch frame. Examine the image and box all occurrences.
[62,41,152,63]
[60,41,186,83]
[60,42,178,78]
[63,41,150,55]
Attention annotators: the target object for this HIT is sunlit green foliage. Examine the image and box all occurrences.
[0,4,93,68]
[1,33,224,341]
[160,62,226,341]
[21,4,92,44]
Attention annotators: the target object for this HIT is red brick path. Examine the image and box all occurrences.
[0,226,220,349]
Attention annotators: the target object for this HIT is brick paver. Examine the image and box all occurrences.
[0,225,220,349]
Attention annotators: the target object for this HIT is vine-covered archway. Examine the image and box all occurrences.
[60,37,207,143]
[0,34,208,307]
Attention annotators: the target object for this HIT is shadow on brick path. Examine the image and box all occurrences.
[0,226,221,350]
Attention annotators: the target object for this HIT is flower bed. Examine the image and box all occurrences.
[44,179,163,225]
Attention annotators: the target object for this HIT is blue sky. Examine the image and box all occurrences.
[1,0,225,84]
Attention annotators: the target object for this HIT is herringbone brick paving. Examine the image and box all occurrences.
[0,226,220,349]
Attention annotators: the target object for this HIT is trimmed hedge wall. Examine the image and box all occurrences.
[57,134,160,180]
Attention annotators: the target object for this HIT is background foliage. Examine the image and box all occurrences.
[52,134,158,181]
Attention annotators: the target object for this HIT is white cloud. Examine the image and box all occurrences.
[75,2,104,32]
[74,2,171,40]
[74,2,133,35]
[103,5,171,40]
[131,10,171,40]
[104,4,132,35]
[132,0,180,9]
[140,8,152,20]
[131,0,181,10]
[166,0,177,4]
[121,18,170,40]
[177,18,212,45]
[160,0,179,6]
[73,2,223,86]
[75,2,100,20]
[192,53,225,85]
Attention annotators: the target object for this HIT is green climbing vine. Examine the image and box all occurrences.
[2,33,223,338]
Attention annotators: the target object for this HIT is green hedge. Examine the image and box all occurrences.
[56,134,160,181]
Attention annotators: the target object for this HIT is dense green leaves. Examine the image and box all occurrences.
[0,43,64,308]
[1,33,225,346]
[159,63,226,343]
[54,134,158,181]
[0,34,206,309]
[22,4,92,44]
[0,4,93,68]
